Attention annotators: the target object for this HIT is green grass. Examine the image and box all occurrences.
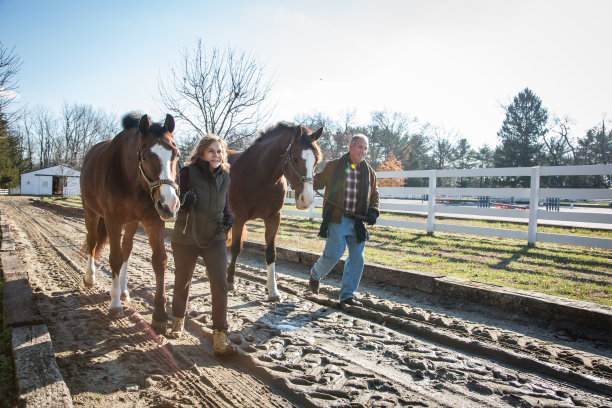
[43,196,612,306]
[0,280,18,408]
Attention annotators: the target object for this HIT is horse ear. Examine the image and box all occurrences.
[311,127,323,141]
[164,114,175,134]
[139,115,150,134]
[293,125,303,141]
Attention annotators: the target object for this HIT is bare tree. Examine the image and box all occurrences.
[429,125,457,171]
[547,115,576,165]
[0,42,23,123]
[368,110,423,168]
[30,106,58,168]
[60,102,115,168]
[159,40,275,149]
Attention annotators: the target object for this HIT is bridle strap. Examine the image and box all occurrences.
[137,148,180,201]
[282,140,313,190]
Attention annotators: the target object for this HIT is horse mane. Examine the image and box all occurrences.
[121,112,168,138]
[122,112,142,130]
[254,122,322,164]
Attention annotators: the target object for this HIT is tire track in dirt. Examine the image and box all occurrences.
[3,199,293,408]
[4,198,612,407]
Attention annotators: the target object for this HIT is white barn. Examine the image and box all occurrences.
[20,165,81,196]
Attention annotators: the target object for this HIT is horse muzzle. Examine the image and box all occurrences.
[295,182,314,210]
[155,200,178,221]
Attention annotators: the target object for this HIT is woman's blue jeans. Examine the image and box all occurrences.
[311,215,366,301]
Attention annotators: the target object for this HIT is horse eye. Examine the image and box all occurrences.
[293,158,298,164]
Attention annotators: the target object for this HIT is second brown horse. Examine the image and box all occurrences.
[227,123,322,301]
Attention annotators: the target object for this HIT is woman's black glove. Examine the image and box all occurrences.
[365,207,379,225]
[221,212,234,232]
[180,190,197,210]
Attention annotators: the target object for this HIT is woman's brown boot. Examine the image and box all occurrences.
[213,329,237,356]
[167,317,185,339]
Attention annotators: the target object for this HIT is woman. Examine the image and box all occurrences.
[169,134,236,356]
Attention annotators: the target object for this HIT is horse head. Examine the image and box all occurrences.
[283,125,323,210]
[137,114,181,221]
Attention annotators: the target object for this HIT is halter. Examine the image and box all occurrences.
[137,147,180,201]
[282,139,314,190]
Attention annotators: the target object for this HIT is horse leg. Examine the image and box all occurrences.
[143,219,168,334]
[83,211,100,287]
[106,221,125,318]
[263,213,281,302]
[227,218,246,291]
[119,221,138,302]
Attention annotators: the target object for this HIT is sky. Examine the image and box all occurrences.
[1,0,611,149]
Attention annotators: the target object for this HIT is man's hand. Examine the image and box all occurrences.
[365,207,379,225]
[180,190,197,210]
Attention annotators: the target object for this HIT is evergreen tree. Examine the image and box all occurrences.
[494,88,548,169]
[0,114,22,188]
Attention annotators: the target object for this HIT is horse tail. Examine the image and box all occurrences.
[93,218,108,260]
[122,112,143,130]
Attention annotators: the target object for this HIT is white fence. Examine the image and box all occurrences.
[62,185,81,196]
[0,189,8,196]
[284,164,612,249]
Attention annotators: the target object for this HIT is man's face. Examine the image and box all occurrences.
[348,138,368,163]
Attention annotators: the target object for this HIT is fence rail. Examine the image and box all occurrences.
[0,189,8,196]
[284,164,612,249]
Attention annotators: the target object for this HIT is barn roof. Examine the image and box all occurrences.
[21,165,81,177]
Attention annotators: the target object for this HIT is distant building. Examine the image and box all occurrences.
[20,165,81,196]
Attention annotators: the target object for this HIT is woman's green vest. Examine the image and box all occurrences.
[172,160,229,247]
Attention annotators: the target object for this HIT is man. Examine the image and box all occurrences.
[308,134,379,307]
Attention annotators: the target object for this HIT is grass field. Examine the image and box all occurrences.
[42,196,612,306]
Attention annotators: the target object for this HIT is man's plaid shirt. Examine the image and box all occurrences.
[343,162,360,213]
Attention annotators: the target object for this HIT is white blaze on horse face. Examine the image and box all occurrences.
[150,143,180,216]
[296,149,316,209]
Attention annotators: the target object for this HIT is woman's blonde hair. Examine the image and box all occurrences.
[185,134,230,172]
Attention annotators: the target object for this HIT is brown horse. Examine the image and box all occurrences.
[227,123,322,301]
[80,113,180,330]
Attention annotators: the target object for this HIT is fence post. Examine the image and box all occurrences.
[427,170,436,235]
[528,166,541,247]
[309,200,315,220]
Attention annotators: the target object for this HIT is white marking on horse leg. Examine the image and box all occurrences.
[119,261,130,302]
[83,255,96,287]
[150,143,180,217]
[266,262,280,300]
[109,275,123,317]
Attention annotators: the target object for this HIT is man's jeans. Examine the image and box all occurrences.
[311,215,366,301]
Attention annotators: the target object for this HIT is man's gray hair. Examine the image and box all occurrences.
[350,134,369,145]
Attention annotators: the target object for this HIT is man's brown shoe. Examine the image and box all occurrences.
[308,273,320,294]
[340,297,362,308]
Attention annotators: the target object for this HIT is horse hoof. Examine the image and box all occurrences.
[151,320,167,335]
[267,294,280,303]
[109,307,124,319]
[120,292,130,302]
[83,276,94,287]
[227,282,235,292]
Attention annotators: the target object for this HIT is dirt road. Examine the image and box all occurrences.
[2,196,611,407]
